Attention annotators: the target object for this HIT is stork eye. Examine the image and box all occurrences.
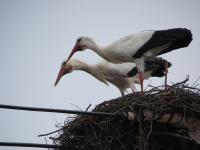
[76,38,82,43]
[62,61,66,66]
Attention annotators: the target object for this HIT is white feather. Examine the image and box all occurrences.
[66,59,155,96]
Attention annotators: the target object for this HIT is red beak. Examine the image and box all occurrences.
[54,67,66,87]
[66,44,79,62]
[54,65,73,87]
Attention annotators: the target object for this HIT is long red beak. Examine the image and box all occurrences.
[54,67,66,87]
[66,44,79,62]
[54,65,73,87]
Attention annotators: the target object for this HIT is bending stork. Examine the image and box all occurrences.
[55,58,172,96]
[66,28,192,91]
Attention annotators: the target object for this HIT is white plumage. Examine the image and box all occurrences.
[66,28,192,91]
[55,59,171,96]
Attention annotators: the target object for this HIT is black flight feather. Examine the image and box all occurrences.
[127,58,172,77]
[133,28,192,58]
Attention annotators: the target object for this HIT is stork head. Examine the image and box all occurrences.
[54,60,73,87]
[66,36,97,61]
[54,59,86,86]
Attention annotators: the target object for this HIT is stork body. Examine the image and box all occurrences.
[66,28,192,91]
[55,58,172,96]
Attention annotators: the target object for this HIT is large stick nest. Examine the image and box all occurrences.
[53,78,200,150]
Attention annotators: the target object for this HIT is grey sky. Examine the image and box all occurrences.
[0,0,199,149]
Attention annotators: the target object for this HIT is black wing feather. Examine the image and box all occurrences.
[133,28,192,58]
[127,58,172,78]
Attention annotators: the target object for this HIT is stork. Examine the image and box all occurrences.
[66,28,192,91]
[54,58,172,96]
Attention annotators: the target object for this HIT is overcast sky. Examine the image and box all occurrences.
[0,0,200,150]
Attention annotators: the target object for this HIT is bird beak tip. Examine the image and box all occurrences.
[54,64,72,88]
[54,68,65,87]
[54,79,59,87]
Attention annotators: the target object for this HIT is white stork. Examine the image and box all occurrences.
[54,58,172,96]
[66,28,192,91]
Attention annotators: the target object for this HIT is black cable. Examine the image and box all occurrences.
[0,104,124,119]
[0,142,76,149]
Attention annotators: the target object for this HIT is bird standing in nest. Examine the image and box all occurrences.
[66,28,192,91]
[55,58,172,96]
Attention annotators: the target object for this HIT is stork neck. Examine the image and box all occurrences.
[74,61,96,76]
[90,45,108,61]
[84,65,99,79]
[74,61,88,72]
[84,38,110,61]
[79,62,104,83]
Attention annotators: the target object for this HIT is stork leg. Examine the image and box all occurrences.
[120,91,125,97]
[131,88,135,93]
[139,72,144,92]
[131,84,137,94]
[165,61,168,89]
[153,57,169,89]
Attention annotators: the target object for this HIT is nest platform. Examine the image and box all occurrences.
[53,79,200,150]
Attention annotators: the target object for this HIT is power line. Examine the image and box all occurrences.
[0,142,75,149]
[0,104,125,119]
[0,104,129,149]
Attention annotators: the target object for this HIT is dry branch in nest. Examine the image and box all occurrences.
[53,78,200,150]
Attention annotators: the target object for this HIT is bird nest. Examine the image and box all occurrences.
[52,78,200,150]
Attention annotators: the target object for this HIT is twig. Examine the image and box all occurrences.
[44,137,50,150]
[172,76,189,86]
[70,103,83,111]
[153,131,192,141]
[192,76,200,87]
[38,128,63,137]
[86,104,92,112]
